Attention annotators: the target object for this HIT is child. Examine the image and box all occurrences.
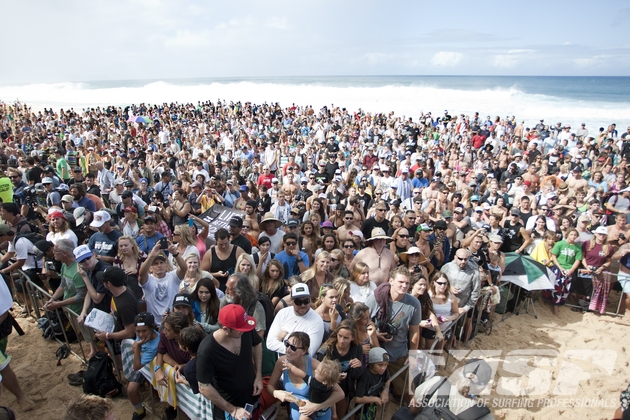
[129,312,160,420]
[174,326,205,394]
[284,358,341,420]
[355,347,391,420]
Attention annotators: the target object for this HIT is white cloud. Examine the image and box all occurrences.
[430,51,463,67]
[493,55,519,68]
[266,16,289,30]
[364,53,392,64]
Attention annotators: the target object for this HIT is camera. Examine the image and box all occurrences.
[14,186,39,207]
[45,261,56,272]
[375,319,399,339]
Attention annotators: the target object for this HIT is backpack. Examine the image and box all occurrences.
[15,219,41,235]
[248,292,274,338]
[82,351,122,398]
[252,252,275,267]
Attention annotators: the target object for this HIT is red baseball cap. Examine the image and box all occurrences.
[219,304,256,332]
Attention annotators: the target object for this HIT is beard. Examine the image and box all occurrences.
[224,294,234,304]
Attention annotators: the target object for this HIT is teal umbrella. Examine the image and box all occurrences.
[502,253,555,291]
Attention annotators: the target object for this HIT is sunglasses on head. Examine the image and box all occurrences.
[284,340,304,352]
[294,298,310,306]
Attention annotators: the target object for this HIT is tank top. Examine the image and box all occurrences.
[501,221,524,252]
[283,356,331,420]
[431,297,453,331]
[197,236,207,260]
[210,245,238,292]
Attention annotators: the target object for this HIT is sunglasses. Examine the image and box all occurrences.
[344,245,355,248]
[331,258,338,262]
[456,256,468,262]
[293,298,310,306]
[285,241,297,246]
[284,340,304,352]
[436,281,447,285]
[398,235,409,239]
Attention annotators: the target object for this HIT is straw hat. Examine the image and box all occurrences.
[259,212,282,229]
[400,246,422,263]
[365,228,393,243]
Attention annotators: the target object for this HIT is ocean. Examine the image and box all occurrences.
[1,76,628,131]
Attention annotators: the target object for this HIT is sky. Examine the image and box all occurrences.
[1,0,629,84]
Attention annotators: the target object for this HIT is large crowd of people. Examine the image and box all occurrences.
[0,99,628,419]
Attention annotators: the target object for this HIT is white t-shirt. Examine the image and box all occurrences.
[46,230,78,248]
[349,281,377,303]
[8,237,37,270]
[141,270,181,322]
[266,307,324,356]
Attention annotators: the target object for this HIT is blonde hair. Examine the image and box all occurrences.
[301,251,331,283]
[236,253,259,290]
[314,283,337,309]
[184,253,204,281]
[174,224,195,247]
[315,358,341,387]
[117,235,140,260]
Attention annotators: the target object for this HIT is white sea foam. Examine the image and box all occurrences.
[1,80,628,130]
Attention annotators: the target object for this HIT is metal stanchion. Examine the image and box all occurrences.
[24,279,87,364]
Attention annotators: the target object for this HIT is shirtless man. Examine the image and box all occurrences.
[281,172,299,201]
[422,177,440,201]
[607,212,630,248]
[336,210,361,243]
[233,186,253,211]
[244,200,261,239]
[566,167,588,192]
[350,228,396,285]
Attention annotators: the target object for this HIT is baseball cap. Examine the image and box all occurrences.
[239,185,248,192]
[73,244,93,262]
[123,206,137,214]
[190,181,202,189]
[219,304,256,332]
[369,347,390,364]
[417,223,432,232]
[90,210,111,228]
[73,207,86,226]
[229,216,243,227]
[121,191,133,199]
[61,195,73,203]
[41,177,53,184]
[510,208,520,216]
[173,293,192,308]
[442,210,453,218]
[114,179,125,186]
[286,219,299,227]
[291,283,311,299]
[96,266,127,284]
[135,312,155,327]
[593,226,608,235]
[488,234,503,243]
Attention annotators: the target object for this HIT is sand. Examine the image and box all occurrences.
[0,292,627,420]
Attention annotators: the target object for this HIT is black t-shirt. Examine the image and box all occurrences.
[89,260,112,313]
[196,329,262,420]
[361,217,390,240]
[231,234,252,254]
[355,367,390,399]
[314,171,329,185]
[26,166,42,184]
[184,357,199,394]
[112,288,139,333]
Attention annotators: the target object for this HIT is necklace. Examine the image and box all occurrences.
[375,245,385,268]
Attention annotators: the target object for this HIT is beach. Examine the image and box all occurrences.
[1,292,627,419]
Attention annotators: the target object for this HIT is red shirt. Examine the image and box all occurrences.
[362,153,378,169]
[257,173,274,189]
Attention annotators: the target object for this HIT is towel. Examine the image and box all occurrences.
[374,282,392,324]
[149,360,178,409]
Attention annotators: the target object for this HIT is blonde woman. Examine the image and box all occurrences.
[172,224,200,268]
[113,235,147,308]
[300,251,334,302]
[235,253,260,291]
[313,284,342,343]
[333,277,353,313]
[180,253,215,294]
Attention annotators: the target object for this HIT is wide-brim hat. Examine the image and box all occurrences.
[399,246,422,263]
[259,212,282,229]
[365,228,393,243]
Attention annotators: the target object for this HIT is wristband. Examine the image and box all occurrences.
[154,365,162,373]
[106,332,110,340]
[172,252,180,257]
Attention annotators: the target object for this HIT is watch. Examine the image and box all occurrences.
[296,258,302,263]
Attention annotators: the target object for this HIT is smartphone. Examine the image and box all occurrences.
[159,237,169,250]
[244,403,254,414]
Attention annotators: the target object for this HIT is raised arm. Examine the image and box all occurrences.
[139,243,162,285]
